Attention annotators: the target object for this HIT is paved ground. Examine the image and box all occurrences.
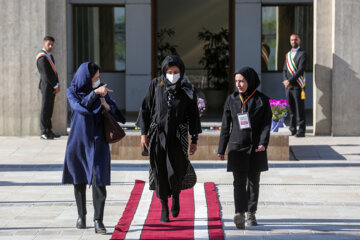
[0,133,360,240]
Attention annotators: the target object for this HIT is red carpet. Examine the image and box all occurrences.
[111,180,224,240]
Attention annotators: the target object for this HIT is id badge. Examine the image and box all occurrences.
[237,113,251,129]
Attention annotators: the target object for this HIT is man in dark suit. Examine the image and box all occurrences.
[36,36,60,139]
[282,34,307,137]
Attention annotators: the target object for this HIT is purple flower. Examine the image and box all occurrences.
[197,98,206,117]
[269,98,289,121]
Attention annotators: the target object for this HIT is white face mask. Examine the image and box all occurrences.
[166,73,181,84]
[92,79,101,89]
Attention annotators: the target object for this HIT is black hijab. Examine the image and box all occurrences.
[234,66,260,97]
[160,55,194,99]
[161,55,185,89]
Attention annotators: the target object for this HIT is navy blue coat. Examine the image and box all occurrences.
[62,62,125,186]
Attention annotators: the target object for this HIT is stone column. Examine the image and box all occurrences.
[234,0,261,81]
[313,0,333,135]
[331,0,360,135]
[125,0,152,112]
[46,0,68,135]
[0,0,46,135]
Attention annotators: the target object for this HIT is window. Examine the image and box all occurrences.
[157,0,229,90]
[262,5,313,72]
[74,6,125,71]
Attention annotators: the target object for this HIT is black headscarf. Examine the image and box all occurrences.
[234,66,260,96]
[160,55,194,99]
[161,55,185,80]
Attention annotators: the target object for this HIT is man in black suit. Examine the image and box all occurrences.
[282,34,307,137]
[36,36,60,139]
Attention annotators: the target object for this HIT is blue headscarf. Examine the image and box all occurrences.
[71,62,93,96]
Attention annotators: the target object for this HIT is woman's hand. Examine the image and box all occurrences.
[189,144,197,155]
[141,135,149,150]
[255,145,265,152]
[94,84,113,97]
[218,154,225,160]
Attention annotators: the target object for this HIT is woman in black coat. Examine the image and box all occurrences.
[136,55,202,222]
[218,66,272,229]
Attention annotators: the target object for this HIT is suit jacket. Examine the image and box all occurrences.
[36,51,59,90]
[283,48,307,89]
[218,91,272,172]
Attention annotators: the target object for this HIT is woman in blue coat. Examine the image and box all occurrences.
[62,62,125,234]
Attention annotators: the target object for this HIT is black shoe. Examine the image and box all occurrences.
[160,199,169,222]
[40,133,54,140]
[171,193,180,218]
[246,212,258,226]
[48,130,60,138]
[94,220,106,234]
[76,216,86,229]
[296,132,305,138]
[290,130,297,136]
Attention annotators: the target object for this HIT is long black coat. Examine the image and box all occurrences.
[218,91,272,172]
[136,75,201,198]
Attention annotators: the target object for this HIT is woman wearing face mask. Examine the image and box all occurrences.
[62,62,125,234]
[136,55,201,222]
[218,66,272,230]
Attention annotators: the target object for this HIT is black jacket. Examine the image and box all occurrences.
[283,48,307,89]
[218,91,272,172]
[37,51,59,90]
[136,55,201,197]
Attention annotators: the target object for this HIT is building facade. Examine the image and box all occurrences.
[0,0,359,136]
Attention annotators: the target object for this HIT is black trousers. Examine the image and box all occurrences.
[285,88,306,134]
[40,86,55,134]
[73,175,107,221]
[232,171,261,214]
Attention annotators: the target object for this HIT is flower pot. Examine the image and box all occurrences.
[270,118,284,132]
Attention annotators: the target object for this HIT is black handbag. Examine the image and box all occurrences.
[102,109,126,143]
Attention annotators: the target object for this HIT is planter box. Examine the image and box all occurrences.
[111,128,290,161]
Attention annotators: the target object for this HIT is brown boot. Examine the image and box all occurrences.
[233,213,245,229]
[246,212,258,226]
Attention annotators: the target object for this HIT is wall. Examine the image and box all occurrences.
[0,0,68,136]
[46,0,68,135]
[125,0,152,112]
[313,0,333,135]
[331,0,360,135]
[235,0,261,75]
[0,0,46,135]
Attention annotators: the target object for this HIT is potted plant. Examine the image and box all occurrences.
[198,27,229,110]
[269,99,289,132]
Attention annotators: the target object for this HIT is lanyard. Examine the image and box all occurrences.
[239,90,256,113]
